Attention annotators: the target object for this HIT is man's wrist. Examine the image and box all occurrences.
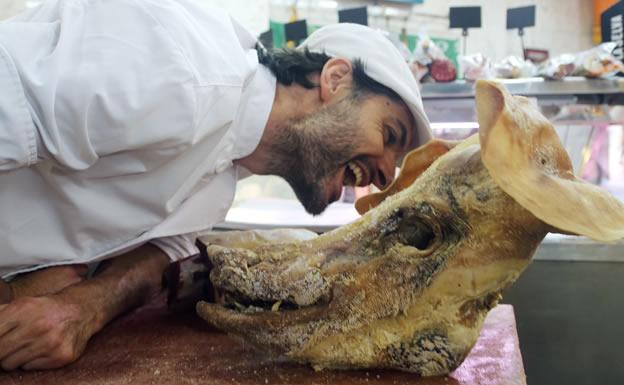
[0,279,12,304]
[50,289,104,335]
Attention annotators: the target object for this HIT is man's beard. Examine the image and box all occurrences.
[266,97,361,215]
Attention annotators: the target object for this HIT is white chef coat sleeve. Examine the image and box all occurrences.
[0,0,200,171]
[149,234,200,262]
[0,43,37,171]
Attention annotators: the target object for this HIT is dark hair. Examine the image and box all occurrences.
[256,44,401,103]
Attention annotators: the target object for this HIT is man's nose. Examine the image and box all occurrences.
[372,152,397,190]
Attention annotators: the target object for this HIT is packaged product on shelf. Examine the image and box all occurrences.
[409,60,430,82]
[537,54,576,80]
[459,53,495,81]
[413,34,445,64]
[413,33,457,83]
[430,59,457,82]
[412,35,436,82]
[573,42,624,78]
[494,56,538,79]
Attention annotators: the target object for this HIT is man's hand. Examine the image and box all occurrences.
[0,244,170,371]
[0,295,94,370]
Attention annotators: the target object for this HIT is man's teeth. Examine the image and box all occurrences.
[348,161,363,186]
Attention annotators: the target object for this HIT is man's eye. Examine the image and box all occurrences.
[384,125,397,145]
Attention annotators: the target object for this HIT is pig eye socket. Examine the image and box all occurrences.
[380,206,440,252]
[396,219,436,250]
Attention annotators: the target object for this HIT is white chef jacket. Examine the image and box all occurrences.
[0,0,275,278]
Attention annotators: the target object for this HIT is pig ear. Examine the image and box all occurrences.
[355,138,461,215]
[476,80,624,242]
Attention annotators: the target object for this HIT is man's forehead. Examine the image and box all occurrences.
[366,93,416,150]
[377,94,412,120]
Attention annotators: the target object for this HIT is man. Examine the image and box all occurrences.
[0,0,430,371]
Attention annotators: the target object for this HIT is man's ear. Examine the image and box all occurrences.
[319,58,354,102]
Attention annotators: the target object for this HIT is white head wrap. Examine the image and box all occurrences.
[299,23,432,147]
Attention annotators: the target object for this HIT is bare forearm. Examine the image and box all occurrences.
[54,244,170,332]
[0,244,170,370]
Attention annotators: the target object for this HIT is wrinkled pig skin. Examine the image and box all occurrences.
[195,81,624,376]
[197,139,544,376]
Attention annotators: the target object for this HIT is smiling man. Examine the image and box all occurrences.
[0,0,430,371]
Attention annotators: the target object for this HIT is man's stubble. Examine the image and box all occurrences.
[266,96,362,215]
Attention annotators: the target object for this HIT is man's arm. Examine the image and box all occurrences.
[0,244,170,371]
[0,280,10,304]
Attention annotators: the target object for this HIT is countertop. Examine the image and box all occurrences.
[0,299,526,385]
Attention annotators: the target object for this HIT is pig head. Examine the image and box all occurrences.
[196,81,624,376]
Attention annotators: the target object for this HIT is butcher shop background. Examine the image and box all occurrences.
[1,0,594,60]
[3,2,624,385]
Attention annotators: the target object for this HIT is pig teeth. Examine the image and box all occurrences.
[271,300,282,312]
[348,162,363,186]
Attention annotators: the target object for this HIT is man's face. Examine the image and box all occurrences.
[268,92,414,215]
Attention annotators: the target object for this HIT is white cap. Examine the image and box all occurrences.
[298,23,432,148]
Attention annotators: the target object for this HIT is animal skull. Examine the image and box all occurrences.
[195,81,624,376]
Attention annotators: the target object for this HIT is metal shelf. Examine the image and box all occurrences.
[421,77,624,105]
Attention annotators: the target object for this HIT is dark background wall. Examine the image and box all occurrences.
[502,259,624,385]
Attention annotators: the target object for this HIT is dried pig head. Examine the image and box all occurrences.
[196,81,624,376]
